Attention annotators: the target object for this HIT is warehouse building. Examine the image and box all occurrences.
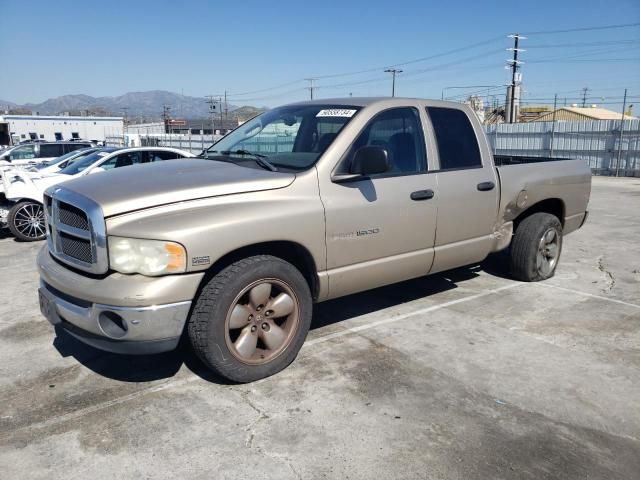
[0,114,123,145]
[532,106,636,122]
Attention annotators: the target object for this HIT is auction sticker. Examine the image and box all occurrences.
[316,109,357,118]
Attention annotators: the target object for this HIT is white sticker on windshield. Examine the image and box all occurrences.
[97,152,109,157]
[316,109,357,118]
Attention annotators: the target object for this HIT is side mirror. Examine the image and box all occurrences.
[350,145,389,175]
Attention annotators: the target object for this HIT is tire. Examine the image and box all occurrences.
[8,201,47,242]
[187,255,312,383]
[510,212,563,282]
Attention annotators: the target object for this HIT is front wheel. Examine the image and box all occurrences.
[187,255,312,383]
[8,201,47,241]
[510,212,563,282]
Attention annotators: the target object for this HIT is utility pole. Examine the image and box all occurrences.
[305,78,318,100]
[581,87,589,108]
[121,107,129,133]
[205,96,217,133]
[550,93,558,158]
[161,105,171,133]
[616,88,628,177]
[507,34,526,123]
[384,69,403,97]
[224,90,228,119]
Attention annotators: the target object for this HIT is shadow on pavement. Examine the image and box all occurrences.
[51,255,512,385]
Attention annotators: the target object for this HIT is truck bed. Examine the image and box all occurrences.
[494,155,573,166]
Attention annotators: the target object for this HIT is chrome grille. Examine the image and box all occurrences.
[59,232,93,263]
[58,202,89,230]
[45,188,108,274]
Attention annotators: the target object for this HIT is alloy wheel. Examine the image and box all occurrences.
[13,203,46,240]
[536,227,559,276]
[224,278,300,365]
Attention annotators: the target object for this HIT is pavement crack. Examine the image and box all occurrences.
[236,389,301,479]
[597,255,616,292]
[238,389,269,449]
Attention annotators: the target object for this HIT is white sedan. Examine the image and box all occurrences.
[1,146,194,241]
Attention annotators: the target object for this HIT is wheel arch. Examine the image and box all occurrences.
[513,198,565,230]
[200,241,320,301]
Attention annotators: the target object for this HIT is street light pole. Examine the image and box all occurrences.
[384,69,403,97]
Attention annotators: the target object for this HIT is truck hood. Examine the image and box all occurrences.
[60,158,296,217]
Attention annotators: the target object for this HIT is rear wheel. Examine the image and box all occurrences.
[188,255,312,383]
[510,212,562,281]
[8,201,47,241]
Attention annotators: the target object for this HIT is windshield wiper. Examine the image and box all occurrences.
[220,150,278,172]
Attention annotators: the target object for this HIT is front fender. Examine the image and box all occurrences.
[105,170,327,275]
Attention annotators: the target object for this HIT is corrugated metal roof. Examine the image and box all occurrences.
[534,107,636,122]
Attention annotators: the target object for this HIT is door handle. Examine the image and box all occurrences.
[477,181,495,191]
[410,189,435,201]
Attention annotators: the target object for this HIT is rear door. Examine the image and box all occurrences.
[426,106,499,273]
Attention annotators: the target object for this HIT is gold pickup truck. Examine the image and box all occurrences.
[37,98,591,382]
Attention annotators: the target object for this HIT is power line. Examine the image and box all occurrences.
[225,36,506,97]
[522,22,640,35]
[525,39,640,49]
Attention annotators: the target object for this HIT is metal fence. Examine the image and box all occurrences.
[106,134,222,154]
[109,119,640,177]
[484,119,640,176]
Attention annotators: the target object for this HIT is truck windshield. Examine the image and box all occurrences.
[202,104,361,171]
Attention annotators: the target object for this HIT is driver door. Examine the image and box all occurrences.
[321,107,438,299]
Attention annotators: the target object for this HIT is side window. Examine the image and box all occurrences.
[64,143,90,153]
[148,151,182,162]
[39,144,64,158]
[9,145,36,160]
[427,107,482,170]
[100,151,144,170]
[346,107,426,175]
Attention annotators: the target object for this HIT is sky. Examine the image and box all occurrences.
[1,0,639,112]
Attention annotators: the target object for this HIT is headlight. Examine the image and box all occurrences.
[108,236,187,276]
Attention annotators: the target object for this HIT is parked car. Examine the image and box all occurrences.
[1,147,194,240]
[37,98,591,382]
[0,141,94,166]
[1,147,100,199]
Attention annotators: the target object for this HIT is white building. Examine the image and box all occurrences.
[0,114,124,145]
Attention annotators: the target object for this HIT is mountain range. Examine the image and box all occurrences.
[0,91,265,121]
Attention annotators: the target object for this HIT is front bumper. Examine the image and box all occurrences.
[39,281,191,354]
[37,246,204,355]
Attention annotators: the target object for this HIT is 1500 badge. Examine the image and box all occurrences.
[332,228,380,240]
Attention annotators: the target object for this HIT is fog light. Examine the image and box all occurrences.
[98,311,128,339]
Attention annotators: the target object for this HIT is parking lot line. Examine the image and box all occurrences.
[304,283,522,347]
[535,282,640,309]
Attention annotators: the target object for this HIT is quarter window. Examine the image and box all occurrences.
[427,107,482,170]
[148,151,182,162]
[346,107,427,175]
